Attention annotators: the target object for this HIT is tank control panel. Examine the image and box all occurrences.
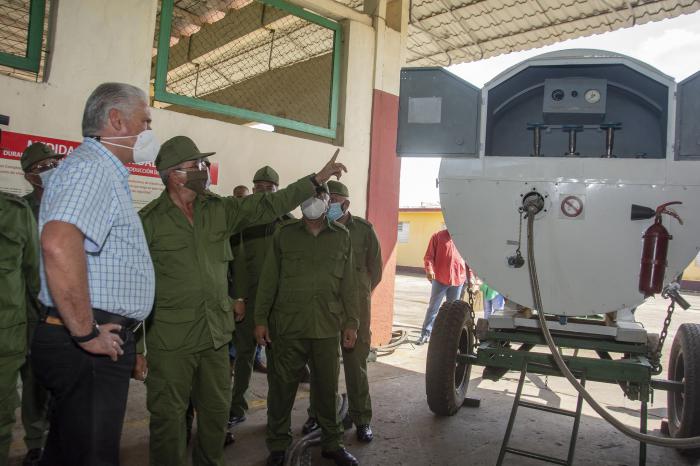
[543,78,607,123]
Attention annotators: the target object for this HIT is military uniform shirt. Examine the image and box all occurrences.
[254,218,360,339]
[231,214,293,300]
[345,213,382,339]
[139,177,316,353]
[0,192,39,355]
[22,191,44,324]
[22,190,40,220]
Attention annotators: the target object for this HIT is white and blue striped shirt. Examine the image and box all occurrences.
[39,138,155,320]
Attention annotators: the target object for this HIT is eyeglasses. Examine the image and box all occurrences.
[177,158,210,172]
[30,159,60,174]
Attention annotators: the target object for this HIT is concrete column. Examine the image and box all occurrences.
[364,0,409,345]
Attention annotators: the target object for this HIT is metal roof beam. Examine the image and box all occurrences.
[159,1,289,72]
[286,0,372,25]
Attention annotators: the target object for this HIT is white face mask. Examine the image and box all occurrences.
[101,129,160,164]
[38,168,56,188]
[301,196,328,220]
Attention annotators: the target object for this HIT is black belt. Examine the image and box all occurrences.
[46,307,141,333]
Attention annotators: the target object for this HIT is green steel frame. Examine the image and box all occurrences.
[464,328,655,402]
[154,0,342,139]
[0,0,46,73]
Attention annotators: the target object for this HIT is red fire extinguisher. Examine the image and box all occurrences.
[638,201,683,297]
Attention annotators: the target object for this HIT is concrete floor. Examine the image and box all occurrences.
[8,273,700,465]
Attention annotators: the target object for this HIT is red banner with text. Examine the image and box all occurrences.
[1,130,218,207]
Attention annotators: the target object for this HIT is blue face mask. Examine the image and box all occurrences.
[327,202,344,222]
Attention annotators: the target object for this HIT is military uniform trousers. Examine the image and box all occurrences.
[341,331,372,425]
[230,297,258,418]
[147,344,230,466]
[267,335,343,452]
[0,352,24,464]
[20,320,49,451]
[309,324,372,426]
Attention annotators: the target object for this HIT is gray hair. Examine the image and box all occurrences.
[81,83,147,136]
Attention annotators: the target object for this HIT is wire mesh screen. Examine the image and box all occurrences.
[155,0,338,132]
[0,1,30,56]
[0,0,50,81]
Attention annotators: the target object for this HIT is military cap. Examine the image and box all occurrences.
[155,136,215,171]
[20,143,59,172]
[327,180,349,198]
[253,165,279,185]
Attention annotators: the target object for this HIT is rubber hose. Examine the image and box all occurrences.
[375,329,408,351]
[525,205,700,449]
[285,394,349,466]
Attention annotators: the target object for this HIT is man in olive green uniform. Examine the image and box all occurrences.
[0,191,40,464]
[304,180,382,442]
[139,136,346,466]
[228,166,292,427]
[19,143,60,465]
[255,187,360,466]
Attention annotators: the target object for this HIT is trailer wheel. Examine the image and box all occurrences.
[668,323,700,453]
[426,300,474,416]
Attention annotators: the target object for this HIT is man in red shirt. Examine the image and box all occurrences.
[417,228,473,345]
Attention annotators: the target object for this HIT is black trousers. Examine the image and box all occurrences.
[31,320,136,466]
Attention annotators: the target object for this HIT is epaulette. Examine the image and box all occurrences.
[202,190,222,200]
[352,215,374,228]
[278,218,301,229]
[0,190,30,208]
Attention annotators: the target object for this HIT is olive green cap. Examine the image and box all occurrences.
[155,136,215,171]
[253,165,279,185]
[20,143,59,172]
[327,180,349,198]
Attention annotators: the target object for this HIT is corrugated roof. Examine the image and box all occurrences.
[161,0,700,69]
[144,0,700,126]
[402,0,700,66]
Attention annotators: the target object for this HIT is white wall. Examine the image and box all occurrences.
[0,0,375,214]
[0,0,154,141]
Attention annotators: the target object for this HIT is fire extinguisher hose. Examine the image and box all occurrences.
[525,204,700,449]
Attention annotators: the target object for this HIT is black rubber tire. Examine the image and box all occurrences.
[668,323,700,453]
[425,300,474,416]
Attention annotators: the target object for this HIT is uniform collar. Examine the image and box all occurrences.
[300,216,335,234]
[325,215,340,231]
[341,212,353,226]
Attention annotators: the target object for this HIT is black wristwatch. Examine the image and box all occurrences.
[72,322,100,343]
[309,174,321,187]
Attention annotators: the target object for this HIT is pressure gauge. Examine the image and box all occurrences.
[584,89,601,104]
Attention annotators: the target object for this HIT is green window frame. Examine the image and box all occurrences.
[154,0,342,139]
[0,0,46,73]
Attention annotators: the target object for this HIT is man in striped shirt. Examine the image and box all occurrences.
[32,82,156,466]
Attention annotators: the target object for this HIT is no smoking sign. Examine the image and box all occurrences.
[560,194,585,219]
